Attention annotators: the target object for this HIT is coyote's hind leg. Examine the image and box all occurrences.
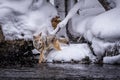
[53,39,61,51]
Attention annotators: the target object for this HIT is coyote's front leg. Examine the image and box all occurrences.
[39,49,45,63]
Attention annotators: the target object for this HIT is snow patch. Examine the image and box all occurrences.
[103,54,120,64]
[1,0,58,40]
[46,44,95,63]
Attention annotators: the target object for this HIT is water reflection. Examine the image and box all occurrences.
[47,63,89,70]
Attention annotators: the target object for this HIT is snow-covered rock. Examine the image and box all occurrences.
[82,0,120,61]
[54,0,120,63]
[0,0,33,14]
[0,0,58,40]
[46,44,95,63]
[103,54,120,64]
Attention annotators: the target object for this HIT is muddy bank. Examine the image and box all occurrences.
[0,39,39,66]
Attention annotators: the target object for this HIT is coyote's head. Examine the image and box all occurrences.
[33,33,44,50]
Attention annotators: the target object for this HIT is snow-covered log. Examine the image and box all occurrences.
[53,0,120,64]
[54,0,68,38]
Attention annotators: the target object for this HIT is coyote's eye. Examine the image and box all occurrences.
[34,40,37,43]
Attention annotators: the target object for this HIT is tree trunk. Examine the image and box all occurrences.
[0,25,5,42]
[54,0,66,19]
[54,0,68,38]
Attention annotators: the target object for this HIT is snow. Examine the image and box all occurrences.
[32,49,40,55]
[53,0,120,64]
[0,0,33,14]
[85,1,120,61]
[91,8,120,41]
[0,0,58,40]
[103,54,120,64]
[50,0,54,5]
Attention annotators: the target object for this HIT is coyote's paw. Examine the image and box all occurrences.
[39,59,42,64]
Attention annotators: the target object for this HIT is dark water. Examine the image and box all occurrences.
[0,63,120,80]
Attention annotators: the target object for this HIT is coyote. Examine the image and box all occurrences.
[33,33,69,63]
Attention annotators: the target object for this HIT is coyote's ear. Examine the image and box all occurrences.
[39,32,42,36]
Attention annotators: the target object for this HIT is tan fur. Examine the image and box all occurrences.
[33,33,69,63]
